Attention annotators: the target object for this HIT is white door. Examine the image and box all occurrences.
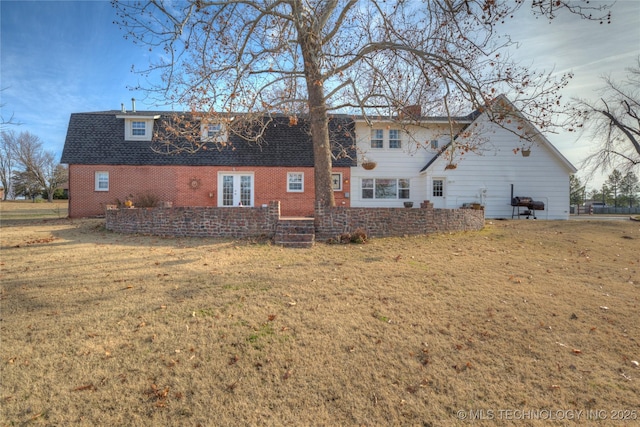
[431,177,446,208]
[219,173,254,207]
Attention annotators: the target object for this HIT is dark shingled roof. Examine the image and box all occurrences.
[61,112,356,167]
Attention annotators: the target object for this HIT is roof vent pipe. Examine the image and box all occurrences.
[131,98,136,113]
[121,103,126,113]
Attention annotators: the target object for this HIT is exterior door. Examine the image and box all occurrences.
[219,173,253,207]
[431,177,446,208]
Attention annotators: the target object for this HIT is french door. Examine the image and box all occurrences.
[219,173,253,207]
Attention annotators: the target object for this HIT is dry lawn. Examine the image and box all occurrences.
[1,201,639,426]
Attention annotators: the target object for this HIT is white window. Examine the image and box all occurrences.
[117,114,160,141]
[331,173,343,191]
[207,123,222,138]
[95,172,109,191]
[201,122,227,142]
[398,178,410,199]
[132,121,146,136]
[371,129,383,149]
[361,178,410,199]
[430,140,439,150]
[433,179,444,197]
[123,119,153,141]
[389,129,402,148]
[287,172,304,192]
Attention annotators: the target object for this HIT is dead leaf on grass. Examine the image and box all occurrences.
[24,237,56,245]
[73,383,97,392]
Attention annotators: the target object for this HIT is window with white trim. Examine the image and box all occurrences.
[430,139,439,150]
[433,179,444,197]
[207,123,222,138]
[371,129,383,149]
[95,171,109,191]
[287,172,304,192]
[201,122,227,142]
[132,121,146,136]
[331,173,343,191]
[361,178,410,199]
[398,178,410,198]
[123,119,153,141]
[117,115,159,141]
[389,129,401,148]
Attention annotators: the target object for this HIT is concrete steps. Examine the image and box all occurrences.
[274,218,315,248]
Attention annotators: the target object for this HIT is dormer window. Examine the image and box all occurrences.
[201,122,228,142]
[207,123,222,138]
[116,114,160,141]
[124,119,153,140]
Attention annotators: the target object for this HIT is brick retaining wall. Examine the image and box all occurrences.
[314,202,485,240]
[105,201,281,238]
[105,200,484,240]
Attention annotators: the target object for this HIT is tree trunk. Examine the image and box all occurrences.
[297,22,335,209]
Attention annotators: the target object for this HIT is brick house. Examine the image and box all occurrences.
[61,111,355,218]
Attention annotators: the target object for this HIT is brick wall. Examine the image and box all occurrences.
[105,200,484,240]
[105,201,281,238]
[68,165,351,218]
[314,202,485,240]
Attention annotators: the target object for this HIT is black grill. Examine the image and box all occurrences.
[511,196,545,219]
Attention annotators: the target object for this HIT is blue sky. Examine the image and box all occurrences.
[1,0,639,190]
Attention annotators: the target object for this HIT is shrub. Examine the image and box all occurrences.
[135,192,160,208]
[336,228,368,244]
[350,228,368,244]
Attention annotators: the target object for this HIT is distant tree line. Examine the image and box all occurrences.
[571,170,639,208]
[0,130,68,202]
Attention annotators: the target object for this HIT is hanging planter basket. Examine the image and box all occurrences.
[362,161,377,170]
[521,149,531,157]
[444,163,457,170]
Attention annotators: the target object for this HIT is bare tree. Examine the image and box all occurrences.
[0,131,17,200]
[570,57,640,173]
[1,88,21,131]
[9,131,68,202]
[11,170,42,200]
[114,0,611,208]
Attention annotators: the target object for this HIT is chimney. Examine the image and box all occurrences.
[131,98,136,113]
[402,105,421,119]
[121,103,126,113]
